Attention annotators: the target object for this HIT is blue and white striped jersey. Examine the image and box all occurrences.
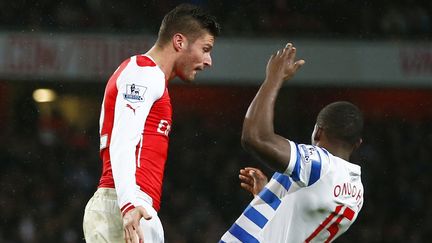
[220,141,364,243]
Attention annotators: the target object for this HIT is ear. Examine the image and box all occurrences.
[313,126,324,142]
[354,138,363,150]
[173,33,187,52]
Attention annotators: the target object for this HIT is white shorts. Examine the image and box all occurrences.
[83,188,164,243]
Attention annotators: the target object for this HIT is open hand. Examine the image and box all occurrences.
[265,43,305,84]
[123,206,152,243]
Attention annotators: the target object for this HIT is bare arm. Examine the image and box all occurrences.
[241,43,305,172]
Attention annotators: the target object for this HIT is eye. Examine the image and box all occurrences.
[203,46,212,53]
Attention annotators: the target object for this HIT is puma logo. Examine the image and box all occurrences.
[126,104,138,114]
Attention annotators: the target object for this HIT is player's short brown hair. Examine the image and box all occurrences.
[157,3,220,46]
[316,101,363,147]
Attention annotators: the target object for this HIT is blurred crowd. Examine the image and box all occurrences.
[1,87,432,242]
[0,0,431,38]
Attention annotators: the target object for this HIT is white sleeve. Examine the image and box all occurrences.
[109,62,165,214]
[284,141,331,187]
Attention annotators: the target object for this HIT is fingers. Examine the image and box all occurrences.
[124,224,140,243]
[123,207,151,243]
[239,173,251,181]
[239,169,255,194]
[239,172,253,185]
[285,43,297,63]
[124,229,128,243]
[244,167,260,171]
[131,227,139,243]
[249,170,266,185]
[240,168,254,176]
[240,168,266,183]
[276,43,292,57]
[252,168,267,180]
[282,43,293,56]
[136,226,145,243]
[240,168,265,183]
[249,170,259,180]
[243,167,267,180]
[294,59,306,70]
[240,168,258,182]
[274,42,301,63]
[124,227,133,243]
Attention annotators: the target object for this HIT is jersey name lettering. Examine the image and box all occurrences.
[334,182,363,204]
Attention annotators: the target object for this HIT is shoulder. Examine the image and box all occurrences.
[117,55,166,96]
[123,55,165,80]
[289,142,330,165]
[285,141,332,186]
[135,55,157,67]
[333,156,362,176]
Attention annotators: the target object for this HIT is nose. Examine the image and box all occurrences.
[204,53,212,67]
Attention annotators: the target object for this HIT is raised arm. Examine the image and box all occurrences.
[241,43,305,172]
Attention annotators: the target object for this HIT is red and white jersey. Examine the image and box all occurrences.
[221,141,364,243]
[98,54,172,214]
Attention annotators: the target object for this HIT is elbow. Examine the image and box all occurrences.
[241,130,262,153]
[240,133,252,151]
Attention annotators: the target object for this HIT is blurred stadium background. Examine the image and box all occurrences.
[1,0,432,242]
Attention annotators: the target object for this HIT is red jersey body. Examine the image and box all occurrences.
[98,55,172,213]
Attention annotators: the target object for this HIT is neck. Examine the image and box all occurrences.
[318,141,352,161]
[146,44,177,82]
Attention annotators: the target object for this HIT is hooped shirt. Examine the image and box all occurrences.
[221,141,364,243]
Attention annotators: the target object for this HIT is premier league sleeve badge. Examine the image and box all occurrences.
[124,83,147,103]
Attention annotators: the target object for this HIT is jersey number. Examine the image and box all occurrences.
[305,205,355,243]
